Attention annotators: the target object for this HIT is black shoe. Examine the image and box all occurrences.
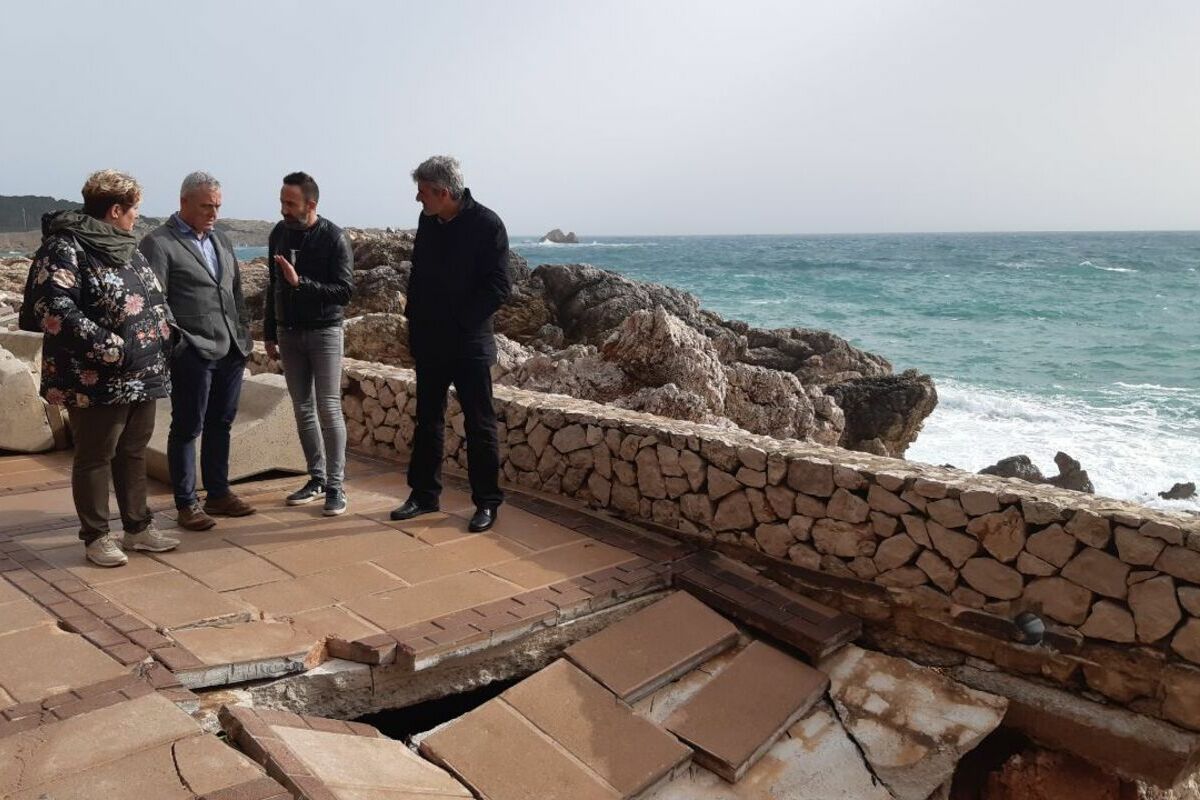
[287,478,325,506]
[468,506,498,533]
[323,487,348,517]
[390,499,439,521]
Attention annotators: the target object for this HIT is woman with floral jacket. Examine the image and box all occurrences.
[26,170,181,567]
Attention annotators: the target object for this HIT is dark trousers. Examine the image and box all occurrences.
[67,400,156,543]
[407,357,503,509]
[167,345,246,509]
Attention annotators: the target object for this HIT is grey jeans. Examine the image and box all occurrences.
[277,326,347,490]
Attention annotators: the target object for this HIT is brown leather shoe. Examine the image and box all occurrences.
[177,503,216,531]
[203,492,256,517]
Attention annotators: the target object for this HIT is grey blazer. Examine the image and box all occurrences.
[139,222,252,360]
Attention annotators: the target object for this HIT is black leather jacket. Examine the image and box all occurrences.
[264,216,354,340]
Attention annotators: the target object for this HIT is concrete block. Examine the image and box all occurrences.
[147,372,306,485]
[0,346,54,453]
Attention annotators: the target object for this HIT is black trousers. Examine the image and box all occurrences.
[407,356,503,509]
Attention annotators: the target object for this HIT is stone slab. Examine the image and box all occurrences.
[821,645,1008,800]
[5,734,271,800]
[344,571,521,632]
[647,702,893,800]
[97,570,252,631]
[40,542,176,585]
[420,699,622,800]
[565,591,739,702]
[153,541,292,592]
[263,529,424,576]
[487,505,588,551]
[664,641,829,782]
[291,605,384,642]
[0,693,201,796]
[0,596,56,636]
[484,540,636,589]
[274,724,470,797]
[0,624,129,703]
[502,659,692,797]
[372,533,531,584]
[168,620,322,686]
[233,577,339,618]
[0,347,54,453]
[147,372,306,484]
[301,562,407,601]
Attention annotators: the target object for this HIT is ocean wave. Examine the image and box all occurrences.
[1093,265,1139,273]
[907,379,1200,511]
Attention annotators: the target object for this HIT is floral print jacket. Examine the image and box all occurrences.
[27,234,173,407]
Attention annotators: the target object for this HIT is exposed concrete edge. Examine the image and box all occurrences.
[237,592,671,720]
[950,665,1200,788]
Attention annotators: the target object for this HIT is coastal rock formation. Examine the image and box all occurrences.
[1160,483,1197,501]
[981,452,1095,495]
[346,227,415,270]
[540,228,578,244]
[240,235,937,457]
[825,370,938,456]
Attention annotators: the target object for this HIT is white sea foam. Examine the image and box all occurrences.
[906,379,1200,512]
[1093,265,1138,273]
[519,240,657,248]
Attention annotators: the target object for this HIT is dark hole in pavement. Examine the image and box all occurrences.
[354,677,523,740]
[948,726,1031,799]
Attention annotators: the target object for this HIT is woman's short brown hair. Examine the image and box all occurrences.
[81,169,142,219]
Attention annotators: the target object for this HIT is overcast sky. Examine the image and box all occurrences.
[3,1,1198,235]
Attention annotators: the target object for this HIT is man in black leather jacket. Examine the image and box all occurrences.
[264,172,355,516]
[391,156,511,532]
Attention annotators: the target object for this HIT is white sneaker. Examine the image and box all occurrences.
[85,536,128,567]
[122,527,180,553]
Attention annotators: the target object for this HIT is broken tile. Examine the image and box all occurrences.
[372,534,530,584]
[344,571,520,631]
[97,571,252,631]
[649,701,893,800]
[565,592,739,702]
[233,578,338,618]
[502,660,691,797]
[665,641,829,782]
[821,644,1008,800]
[291,606,384,643]
[0,693,201,796]
[168,621,322,689]
[0,624,128,703]
[420,700,621,800]
[272,724,470,797]
[484,540,636,589]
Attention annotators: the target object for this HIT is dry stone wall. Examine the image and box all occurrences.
[250,351,1200,733]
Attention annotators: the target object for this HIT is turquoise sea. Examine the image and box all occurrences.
[241,232,1200,510]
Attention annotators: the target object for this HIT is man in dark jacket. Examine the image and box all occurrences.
[391,156,511,532]
[264,172,355,516]
[140,172,255,531]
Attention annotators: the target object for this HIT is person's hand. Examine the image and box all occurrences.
[274,255,300,287]
[265,341,279,360]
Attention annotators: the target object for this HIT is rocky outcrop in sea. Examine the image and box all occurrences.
[319,230,938,458]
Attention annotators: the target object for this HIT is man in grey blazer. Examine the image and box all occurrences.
[139,172,254,530]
